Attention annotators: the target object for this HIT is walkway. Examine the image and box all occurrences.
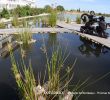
[0,28,72,34]
[57,21,110,48]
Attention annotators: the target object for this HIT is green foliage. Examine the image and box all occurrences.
[0,22,5,29]
[0,8,10,19]
[66,17,71,23]
[19,29,32,47]
[12,15,20,27]
[44,5,52,13]
[49,11,57,27]
[10,51,36,100]
[13,5,31,17]
[76,16,81,24]
[57,5,65,12]
[12,6,46,17]
[10,44,75,99]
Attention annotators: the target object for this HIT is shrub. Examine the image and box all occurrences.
[49,11,57,27]
[0,8,10,19]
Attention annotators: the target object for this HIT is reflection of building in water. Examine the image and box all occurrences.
[78,36,108,57]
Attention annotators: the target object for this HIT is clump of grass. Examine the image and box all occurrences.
[41,17,49,27]
[19,29,32,47]
[49,11,57,27]
[66,17,71,23]
[12,15,20,27]
[9,42,75,100]
[0,22,5,29]
[21,19,28,27]
[76,16,81,24]
[10,50,36,100]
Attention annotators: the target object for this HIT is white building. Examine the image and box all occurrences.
[0,0,36,11]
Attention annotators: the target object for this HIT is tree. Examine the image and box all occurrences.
[44,5,52,13]
[56,5,65,12]
[0,8,10,19]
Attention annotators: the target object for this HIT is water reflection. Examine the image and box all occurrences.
[0,82,19,100]
[79,36,108,57]
[48,33,57,45]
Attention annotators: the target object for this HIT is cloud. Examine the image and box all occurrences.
[80,0,95,2]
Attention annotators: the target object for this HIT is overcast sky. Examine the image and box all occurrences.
[36,0,110,13]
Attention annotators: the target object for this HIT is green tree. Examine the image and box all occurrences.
[56,5,65,12]
[44,5,52,13]
[0,8,10,19]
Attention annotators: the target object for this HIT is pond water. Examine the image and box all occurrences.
[58,13,110,23]
[0,32,110,100]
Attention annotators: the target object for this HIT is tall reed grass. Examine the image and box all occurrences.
[76,16,81,24]
[49,11,57,27]
[9,43,75,100]
[12,15,20,27]
[19,29,32,47]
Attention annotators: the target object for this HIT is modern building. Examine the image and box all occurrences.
[0,0,36,11]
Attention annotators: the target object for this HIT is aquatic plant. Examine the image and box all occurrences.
[76,16,81,24]
[12,15,20,27]
[10,52,36,100]
[66,17,70,23]
[49,11,57,27]
[21,19,28,27]
[19,29,32,47]
[10,43,75,100]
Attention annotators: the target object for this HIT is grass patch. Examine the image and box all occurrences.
[49,11,57,27]
[76,16,81,24]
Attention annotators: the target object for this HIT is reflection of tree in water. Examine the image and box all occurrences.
[78,36,108,57]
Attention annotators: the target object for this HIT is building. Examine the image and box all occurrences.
[0,0,36,11]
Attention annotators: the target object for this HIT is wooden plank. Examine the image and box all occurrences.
[0,41,19,58]
[0,28,72,34]
[57,21,110,48]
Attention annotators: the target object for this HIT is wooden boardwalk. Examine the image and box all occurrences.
[0,41,19,58]
[57,21,110,48]
[0,28,72,34]
[0,21,110,48]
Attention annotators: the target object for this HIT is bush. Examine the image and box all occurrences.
[49,11,57,27]
[76,16,81,24]
[0,8,10,19]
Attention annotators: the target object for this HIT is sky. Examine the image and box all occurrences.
[36,0,110,14]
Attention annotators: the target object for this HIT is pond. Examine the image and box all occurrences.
[58,13,110,23]
[0,32,110,100]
